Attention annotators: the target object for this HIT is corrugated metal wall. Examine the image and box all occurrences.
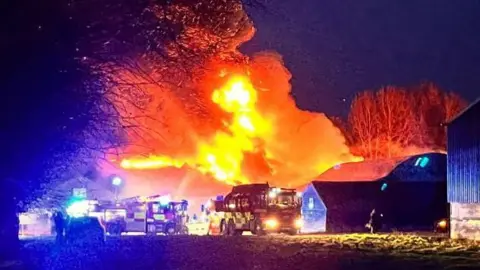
[447,101,480,203]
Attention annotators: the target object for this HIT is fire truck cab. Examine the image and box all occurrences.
[101,195,189,235]
[210,184,303,235]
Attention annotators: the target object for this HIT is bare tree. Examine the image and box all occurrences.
[348,83,467,160]
[80,0,259,157]
[348,91,380,159]
[375,86,418,158]
[444,92,468,122]
[412,82,468,150]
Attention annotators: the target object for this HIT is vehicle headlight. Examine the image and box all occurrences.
[437,219,447,228]
[265,218,278,228]
[294,218,304,228]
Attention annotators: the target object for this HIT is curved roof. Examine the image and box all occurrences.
[315,156,409,182]
[314,152,447,182]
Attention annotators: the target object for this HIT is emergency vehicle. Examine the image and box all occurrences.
[205,184,303,235]
[89,195,189,235]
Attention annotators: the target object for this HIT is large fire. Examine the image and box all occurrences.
[117,58,362,187]
[120,74,270,185]
[105,2,362,189]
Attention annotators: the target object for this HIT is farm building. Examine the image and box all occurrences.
[302,153,448,233]
[447,98,480,240]
[301,181,380,233]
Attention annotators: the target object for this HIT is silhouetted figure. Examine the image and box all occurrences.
[53,211,65,244]
[0,181,20,264]
[368,209,382,233]
[0,208,19,262]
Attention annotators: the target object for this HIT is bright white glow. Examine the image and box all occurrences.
[294,218,304,228]
[296,192,302,197]
[66,200,89,218]
[265,218,278,228]
[88,212,103,219]
[112,176,122,186]
[19,213,35,225]
[268,191,277,198]
[205,200,212,208]
[158,194,171,205]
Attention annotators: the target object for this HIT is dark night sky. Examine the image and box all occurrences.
[242,0,480,116]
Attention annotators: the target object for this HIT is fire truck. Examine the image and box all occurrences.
[93,195,189,235]
[206,184,303,235]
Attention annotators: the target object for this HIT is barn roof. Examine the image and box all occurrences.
[310,181,380,208]
[448,97,480,124]
[314,156,409,182]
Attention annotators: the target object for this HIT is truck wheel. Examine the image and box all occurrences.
[165,224,176,235]
[179,225,189,235]
[107,225,119,236]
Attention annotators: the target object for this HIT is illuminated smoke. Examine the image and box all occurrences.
[104,6,362,190]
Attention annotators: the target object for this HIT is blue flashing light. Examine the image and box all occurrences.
[381,183,388,191]
[112,176,122,186]
[66,200,89,218]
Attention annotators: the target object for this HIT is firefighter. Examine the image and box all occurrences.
[207,213,221,235]
[53,211,65,243]
[368,209,382,233]
[0,201,19,263]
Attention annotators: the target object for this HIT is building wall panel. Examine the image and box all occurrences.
[447,101,480,203]
[450,202,480,240]
[301,184,326,233]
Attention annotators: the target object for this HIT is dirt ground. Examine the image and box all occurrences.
[13,234,480,270]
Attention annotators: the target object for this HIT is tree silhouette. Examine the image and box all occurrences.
[347,83,467,159]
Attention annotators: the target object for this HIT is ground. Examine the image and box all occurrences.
[9,234,480,270]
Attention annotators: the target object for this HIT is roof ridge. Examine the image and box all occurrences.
[447,97,480,124]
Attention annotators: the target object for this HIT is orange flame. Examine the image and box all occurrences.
[116,56,362,187]
[120,74,271,185]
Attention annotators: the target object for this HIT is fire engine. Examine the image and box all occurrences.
[88,195,189,235]
[205,184,303,235]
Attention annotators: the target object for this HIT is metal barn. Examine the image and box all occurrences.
[302,153,448,233]
[301,181,380,233]
[447,98,480,240]
[379,153,448,231]
[301,158,405,233]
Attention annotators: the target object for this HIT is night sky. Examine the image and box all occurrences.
[1,0,480,185]
[242,0,480,116]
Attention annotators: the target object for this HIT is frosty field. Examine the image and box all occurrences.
[16,233,480,270]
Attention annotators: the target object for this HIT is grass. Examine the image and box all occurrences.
[274,233,480,265]
[18,234,480,269]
